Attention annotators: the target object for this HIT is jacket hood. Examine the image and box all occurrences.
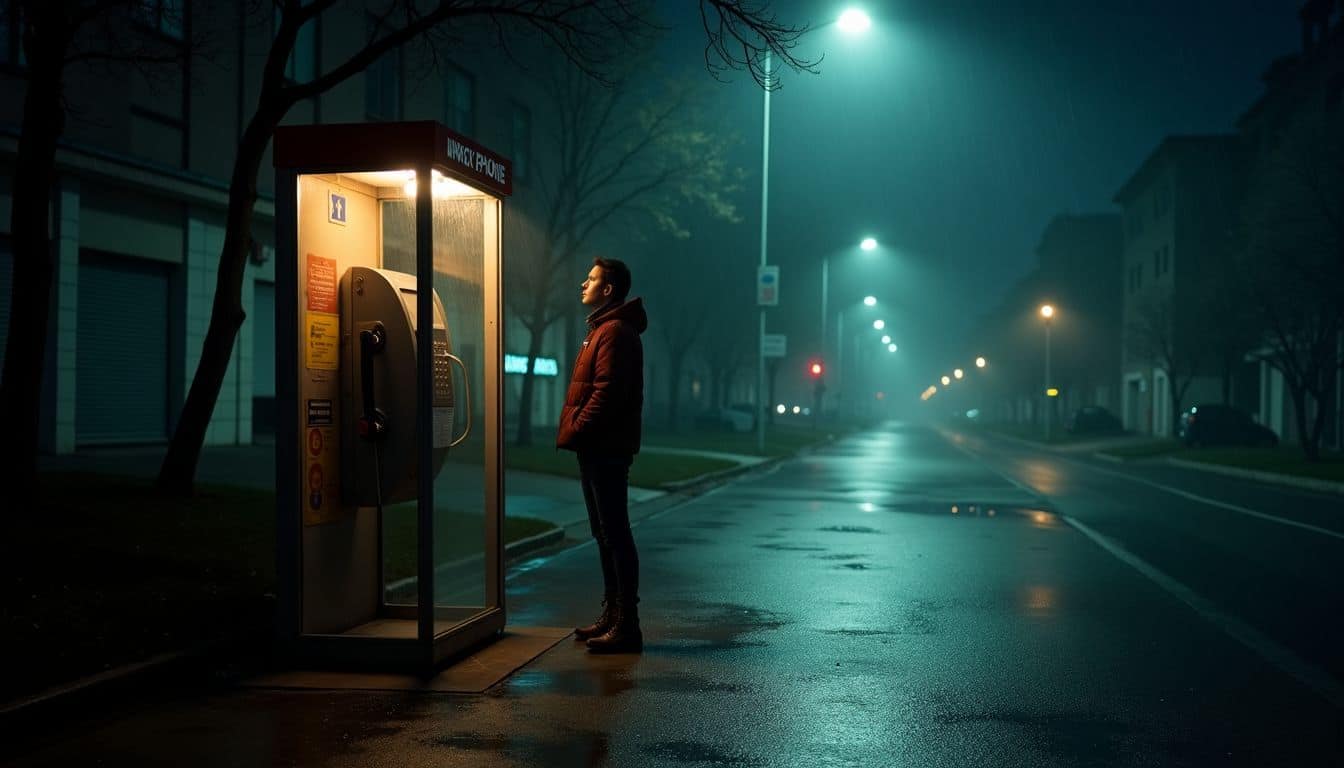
[587,297,648,334]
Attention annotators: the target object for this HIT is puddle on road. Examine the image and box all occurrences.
[874,503,1059,525]
[505,666,636,698]
[645,740,764,766]
[818,525,881,534]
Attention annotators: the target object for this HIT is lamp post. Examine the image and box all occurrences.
[756,8,873,452]
[820,238,878,391]
[1040,304,1055,439]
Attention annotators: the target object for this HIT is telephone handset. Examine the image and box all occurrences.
[340,267,470,507]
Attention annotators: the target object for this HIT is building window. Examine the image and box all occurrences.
[1127,210,1143,238]
[510,103,531,181]
[274,8,318,84]
[443,64,474,134]
[364,16,401,121]
[1,1,24,67]
[137,0,185,41]
[1153,181,1170,218]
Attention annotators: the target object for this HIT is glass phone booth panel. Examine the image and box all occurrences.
[274,122,509,672]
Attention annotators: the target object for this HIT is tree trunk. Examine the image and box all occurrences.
[514,324,547,447]
[156,107,279,494]
[0,8,70,503]
[666,351,683,432]
[1284,381,1318,461]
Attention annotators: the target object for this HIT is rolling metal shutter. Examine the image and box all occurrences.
[76,252,170,444]
[0,245,10,374]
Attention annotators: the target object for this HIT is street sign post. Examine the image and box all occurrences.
[761,333,787,358]
[757,265,780,306]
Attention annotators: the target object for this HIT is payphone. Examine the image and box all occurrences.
[340,266,469,507]
[273,122,511,671]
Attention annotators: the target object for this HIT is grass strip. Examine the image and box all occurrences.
[505,444,736,487]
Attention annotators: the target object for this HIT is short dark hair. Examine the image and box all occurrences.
[593,257,632,302]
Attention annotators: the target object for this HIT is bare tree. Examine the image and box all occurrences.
[0,0,201,502]
[1236,98,1344,460]
[157,0,813,487]
[507,62,742,444]
[1126,294,1205,435]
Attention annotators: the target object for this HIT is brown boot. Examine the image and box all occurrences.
[574,599,616,641]
[586,602,642,654]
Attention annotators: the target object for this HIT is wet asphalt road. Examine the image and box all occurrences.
[9,422,1344,766]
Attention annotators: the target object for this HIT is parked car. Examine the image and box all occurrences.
[1177,404,1278,447]
[704,403,758,433]
[1066,405,1123,435]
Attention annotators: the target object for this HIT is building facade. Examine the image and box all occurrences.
[0,3,572,453]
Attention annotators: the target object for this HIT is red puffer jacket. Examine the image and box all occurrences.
[556,298,647,455]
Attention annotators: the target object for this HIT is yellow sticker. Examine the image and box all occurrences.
[305,312,340,370]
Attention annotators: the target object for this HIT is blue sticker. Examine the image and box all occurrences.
[329,192,347,224]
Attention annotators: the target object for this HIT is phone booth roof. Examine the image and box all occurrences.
[274,121,512,199]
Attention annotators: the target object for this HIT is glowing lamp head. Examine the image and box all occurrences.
[1040,304,1055,319]
[941,375,951,386]
[954,369,964,379]
[976,357,987,368]
[837,8,873,35]
[873,319,885,330]
[859,237,878,251]
[863,295,877,306]
[809,361,824,377]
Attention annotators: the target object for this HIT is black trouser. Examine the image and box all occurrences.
[578,452,639,605]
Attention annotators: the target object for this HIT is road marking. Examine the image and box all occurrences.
[947,433,1344,709]
[1063,454,1344,541]
[951,429,1344,541]
[1065,515,1344,710]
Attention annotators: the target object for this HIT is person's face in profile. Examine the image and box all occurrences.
[581,265,611,307]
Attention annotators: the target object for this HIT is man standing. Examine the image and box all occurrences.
[557,257,647,654]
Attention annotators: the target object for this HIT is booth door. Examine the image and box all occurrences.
[380,192,499,630]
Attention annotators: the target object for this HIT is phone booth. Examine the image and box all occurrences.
[273,122,510,672]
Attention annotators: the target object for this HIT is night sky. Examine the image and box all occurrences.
[653,0,1303,404]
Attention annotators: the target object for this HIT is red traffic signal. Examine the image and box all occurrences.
[809,361,824,378]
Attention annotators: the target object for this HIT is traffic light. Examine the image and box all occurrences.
[809,360,824,378]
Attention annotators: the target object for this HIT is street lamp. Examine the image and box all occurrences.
[821,238,881,389]
[954,368,964,380]
[759,11,872,451]
[976,356,987,368]
[1040,304,1055,439]
[873,319,885,330]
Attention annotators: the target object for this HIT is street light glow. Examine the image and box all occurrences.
[837,8,872,34]
[941,375,951,386]
[888,343,897,352]
[860,237,878,251]
[881,335,891,344]
[976,357,987,368]
[863,295,877,306]
[1040,304,1055,319]
[873,319,885,330]
[954,368,964,379]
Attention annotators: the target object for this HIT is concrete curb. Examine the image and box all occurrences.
[1164,457,1344,495]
